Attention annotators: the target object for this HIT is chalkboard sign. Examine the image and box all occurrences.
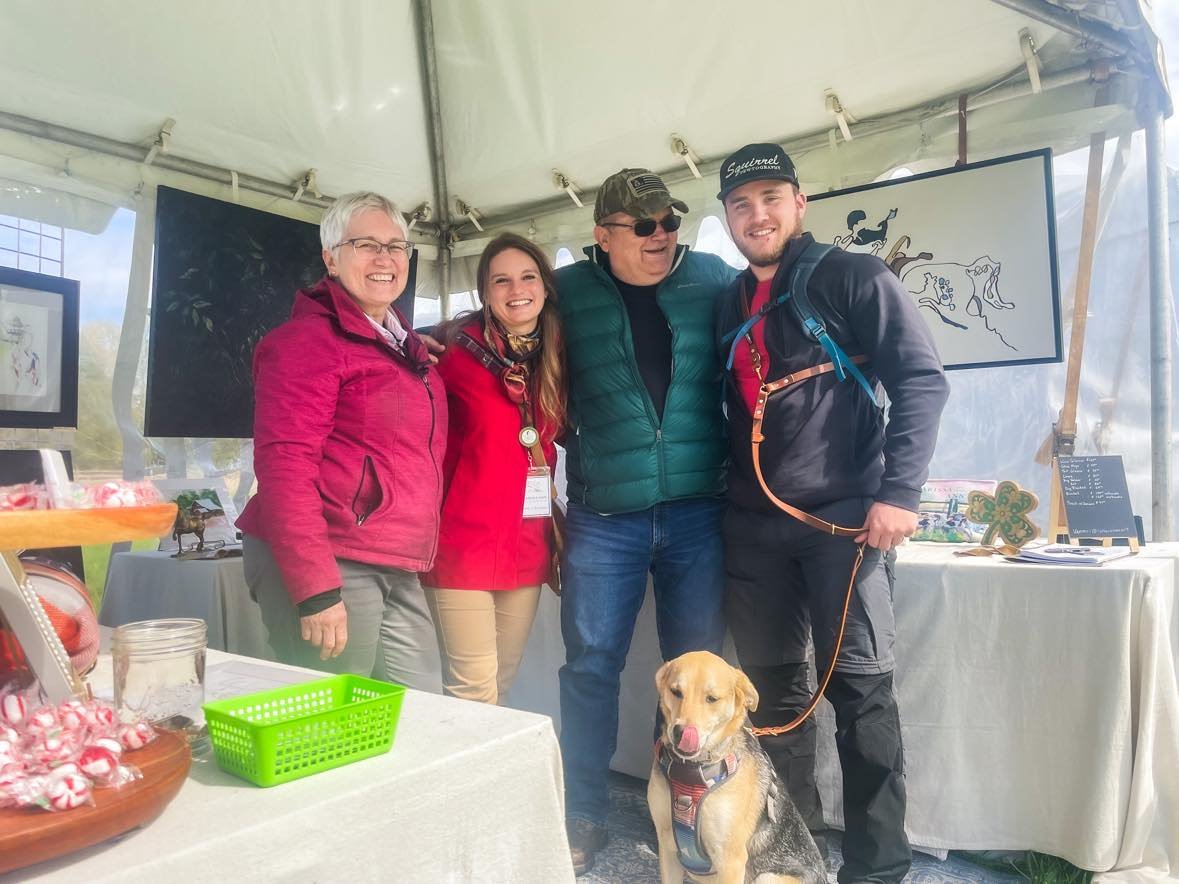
[1057,455,1137,539]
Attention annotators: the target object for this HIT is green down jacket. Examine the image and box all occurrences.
[555,244,736,514]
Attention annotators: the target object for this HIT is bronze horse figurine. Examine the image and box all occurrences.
[172,500,226,551]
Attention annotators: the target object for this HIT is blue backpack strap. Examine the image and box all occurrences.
[722,289,794,371]
[720,242,879,406]
[790,243,880,405]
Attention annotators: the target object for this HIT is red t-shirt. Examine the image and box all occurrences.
[731,278,774,414]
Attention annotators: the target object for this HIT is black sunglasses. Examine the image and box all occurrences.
[600,214,682,237]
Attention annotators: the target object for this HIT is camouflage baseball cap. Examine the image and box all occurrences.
[594,168,689,223]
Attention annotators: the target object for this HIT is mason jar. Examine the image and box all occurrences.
[112,618,207,747]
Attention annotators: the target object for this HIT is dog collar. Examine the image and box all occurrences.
[655,740,740,875]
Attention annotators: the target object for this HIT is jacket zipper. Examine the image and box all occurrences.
[352,455,382,526]
[733,274,757,418]
[594,263,669,496]
[654,297,679,497]
[422,372,441,563]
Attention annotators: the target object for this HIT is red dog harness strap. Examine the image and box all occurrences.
[656,741,739,875]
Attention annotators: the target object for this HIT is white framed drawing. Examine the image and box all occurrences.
[805,149,1062,370]
[0,267,80,427]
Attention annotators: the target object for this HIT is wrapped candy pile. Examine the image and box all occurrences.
[0,691,156,812]
[0,480,162,512]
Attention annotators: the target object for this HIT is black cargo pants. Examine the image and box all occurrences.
[723,498,911,884]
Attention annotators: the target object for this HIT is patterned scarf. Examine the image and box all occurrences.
[482,313,542,406]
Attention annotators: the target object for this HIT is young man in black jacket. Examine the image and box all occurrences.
[714,144,949,883]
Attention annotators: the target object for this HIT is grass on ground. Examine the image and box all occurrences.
[958,850,1093,883]
[81,538,159,610]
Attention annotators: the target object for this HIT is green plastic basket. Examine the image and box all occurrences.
[203,674,405,787]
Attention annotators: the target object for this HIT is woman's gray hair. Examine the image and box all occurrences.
[320,191,409,251]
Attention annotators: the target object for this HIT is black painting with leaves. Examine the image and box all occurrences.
[145,186,324,438]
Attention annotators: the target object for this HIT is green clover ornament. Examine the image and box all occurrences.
[965,480,1041,547]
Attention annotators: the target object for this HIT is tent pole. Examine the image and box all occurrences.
[987,0,1142,63]
[1145,97,1173,540]
[467,61,1108,235]
[413,0,453,317]
[0,110,335,211]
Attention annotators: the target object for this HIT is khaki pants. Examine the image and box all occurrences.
[423,586,541,705]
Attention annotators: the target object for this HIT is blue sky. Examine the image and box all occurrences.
[65,207,135,325]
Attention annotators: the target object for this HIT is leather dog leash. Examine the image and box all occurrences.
[743,342,869,738]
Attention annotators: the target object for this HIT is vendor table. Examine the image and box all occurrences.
[7,649,574,883]
[511,542,1179,882]
[99,550,272,660]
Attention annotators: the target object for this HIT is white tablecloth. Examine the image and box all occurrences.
[510,542,1179,881]
[9,650,573,884]
[99,550,272,660]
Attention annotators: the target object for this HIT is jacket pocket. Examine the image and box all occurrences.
[351,455,385,526]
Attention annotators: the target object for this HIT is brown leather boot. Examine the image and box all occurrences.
[566,818,608,876]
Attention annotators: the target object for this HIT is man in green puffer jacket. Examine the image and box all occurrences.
[554,168,736,875]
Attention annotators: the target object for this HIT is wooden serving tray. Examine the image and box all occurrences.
[0,728,191,875]
[0,503,178,549]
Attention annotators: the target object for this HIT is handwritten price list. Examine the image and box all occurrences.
[1057,455,1136,538]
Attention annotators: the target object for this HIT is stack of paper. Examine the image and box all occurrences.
[1012,543,1133,566]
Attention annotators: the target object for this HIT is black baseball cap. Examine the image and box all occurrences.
[716,143,798,201]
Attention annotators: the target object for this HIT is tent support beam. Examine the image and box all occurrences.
[0,109,335,211]
[987,0,1142,63]
[471,60,1111,235]
[1145,96,1173,540]
[413,0,453,318]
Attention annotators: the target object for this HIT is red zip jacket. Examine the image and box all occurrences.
[423,319,556,590]
[237,277,446,604]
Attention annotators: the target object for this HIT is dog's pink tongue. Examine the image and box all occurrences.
[677,726,700,755]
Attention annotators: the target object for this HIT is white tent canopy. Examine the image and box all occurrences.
[0,0,1172,535]
[0,1,1167,254]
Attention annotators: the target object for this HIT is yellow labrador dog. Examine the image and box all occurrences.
[649,651,826,884]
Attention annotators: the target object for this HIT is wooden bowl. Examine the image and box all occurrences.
[0,728,191,875]
[0,504,178,549]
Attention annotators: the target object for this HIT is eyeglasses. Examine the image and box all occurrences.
[599,214,682,237]
[334,237,415,257]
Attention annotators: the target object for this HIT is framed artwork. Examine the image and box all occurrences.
[0,267,80,428]
[805,149,1062,371]
[145,186,419,439]
[152,478,240,553]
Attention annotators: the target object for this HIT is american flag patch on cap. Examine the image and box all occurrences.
[627,173,668,197]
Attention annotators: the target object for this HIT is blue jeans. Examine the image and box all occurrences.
[558,496,726,824]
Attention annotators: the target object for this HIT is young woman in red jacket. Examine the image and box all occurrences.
[423,232,564,704]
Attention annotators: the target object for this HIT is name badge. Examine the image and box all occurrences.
[523,466,552,518]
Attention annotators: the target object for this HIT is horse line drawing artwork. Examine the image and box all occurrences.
[805,150,1061,370]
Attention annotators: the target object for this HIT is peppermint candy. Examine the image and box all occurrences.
[85,702,117,730]
[93,736,123,757]
[0,693,28,726]
[117,721,156,751]
[45,770,92,811]
[25,706,59,735]
[77,745,119,783]
[57,702,87,732]
[28,734,75,768]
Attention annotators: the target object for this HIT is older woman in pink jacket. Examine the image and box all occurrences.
[237,192,444,690]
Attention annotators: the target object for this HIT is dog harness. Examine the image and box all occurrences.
[655,740,739,876]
